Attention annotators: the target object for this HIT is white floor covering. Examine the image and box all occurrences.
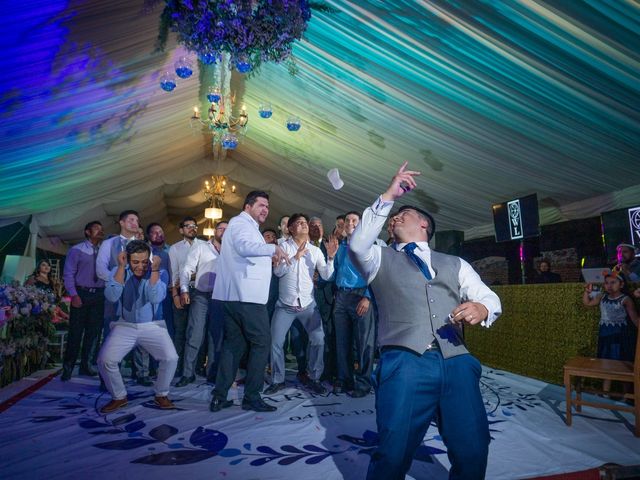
[0,366,638,480]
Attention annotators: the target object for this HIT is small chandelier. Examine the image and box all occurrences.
[191,90,248,151]
[203,175,235,223]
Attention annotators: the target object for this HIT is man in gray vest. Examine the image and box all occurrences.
[349,162,501,480]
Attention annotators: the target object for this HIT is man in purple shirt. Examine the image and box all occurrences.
[61,221,105,381]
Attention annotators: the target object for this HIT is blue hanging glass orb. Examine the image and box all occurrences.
[286,116,301,131]
[221,132,239,149]
[207,86,221,103]
[174,57,193,79]
[258,103,273,119]
[160,72,177,92]
[235,57,252,74]
[199,52,218,65]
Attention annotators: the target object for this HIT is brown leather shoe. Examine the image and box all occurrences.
[154,396,176,409]
[100,398,128,414]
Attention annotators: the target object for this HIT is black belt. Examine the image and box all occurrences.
[336,286,367,296]
[77,286,104,293]
[380,342,439,356]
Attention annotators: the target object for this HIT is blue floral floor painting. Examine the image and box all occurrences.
[0,367,638,480]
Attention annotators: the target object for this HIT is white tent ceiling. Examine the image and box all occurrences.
[1,1,639,248]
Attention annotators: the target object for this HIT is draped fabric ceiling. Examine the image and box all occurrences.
[1,0,639,249]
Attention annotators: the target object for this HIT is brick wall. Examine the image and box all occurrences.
[471,256,509,286]
[534,247,581,282]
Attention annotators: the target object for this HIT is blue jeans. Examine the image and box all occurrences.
[333,291,375,392]
[367,349,489,480]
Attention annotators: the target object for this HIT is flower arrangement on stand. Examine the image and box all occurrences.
[0,284,63,387]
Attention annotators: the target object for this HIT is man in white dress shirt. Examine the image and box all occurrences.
[263,213,338,396]
[168,216,203,376]
[349,162,502,480]
[210,191,288,413]
[175,221,227,386]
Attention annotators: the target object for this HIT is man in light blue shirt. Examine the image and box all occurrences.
[332,210,375,398]
[96,209,152,386]
[97,240,178,414]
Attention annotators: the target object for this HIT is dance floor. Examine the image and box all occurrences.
[0,366,638,480]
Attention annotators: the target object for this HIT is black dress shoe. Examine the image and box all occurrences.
[209,397,233,412]
[60,367,72,382]
[349,388,370,398]
[296,372,312,386]
[307,380,327,395]
[242,397,277,412]
[333,381,345,394]
[263,382,286,395]
[175,375,196,387]
[136,376,153,387]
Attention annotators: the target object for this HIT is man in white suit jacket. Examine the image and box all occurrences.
[210,190,288,413]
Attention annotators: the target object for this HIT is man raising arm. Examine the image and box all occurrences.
[349,162,501,480]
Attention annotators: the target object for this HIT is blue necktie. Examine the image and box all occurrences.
[403,242,432,280]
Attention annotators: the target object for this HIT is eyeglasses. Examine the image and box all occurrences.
[182,224,198,229]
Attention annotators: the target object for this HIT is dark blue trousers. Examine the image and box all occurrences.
[367,349,489,480]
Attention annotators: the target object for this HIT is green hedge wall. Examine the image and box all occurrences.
[465,283,639,385]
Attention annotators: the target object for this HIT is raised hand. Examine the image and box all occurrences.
[293,242,309,261]
[381,161,421,202]
[151,254,162,271]
[117,251,127,267]
[273,245,291,266]
[324,234,339,259]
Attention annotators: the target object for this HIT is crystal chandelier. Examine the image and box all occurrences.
[189,58,249,160]
[202,175,235,235]
[191,93,248,151]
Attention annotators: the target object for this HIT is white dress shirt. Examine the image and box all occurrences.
[180,240,220,293]
[277,236,290,245]
[350,196,501,327]
[169,238,203,288]
[212,211,276,304]
[96,235,129,282]
[274,238,334,308]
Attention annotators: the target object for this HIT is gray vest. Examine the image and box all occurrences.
[370,247,469,359]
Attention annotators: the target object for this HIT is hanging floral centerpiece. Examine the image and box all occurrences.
[154,0,320,73]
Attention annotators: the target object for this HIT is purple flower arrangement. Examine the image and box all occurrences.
[0,284,58,324]
[0,284,64,359]
[155,0,314,72]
